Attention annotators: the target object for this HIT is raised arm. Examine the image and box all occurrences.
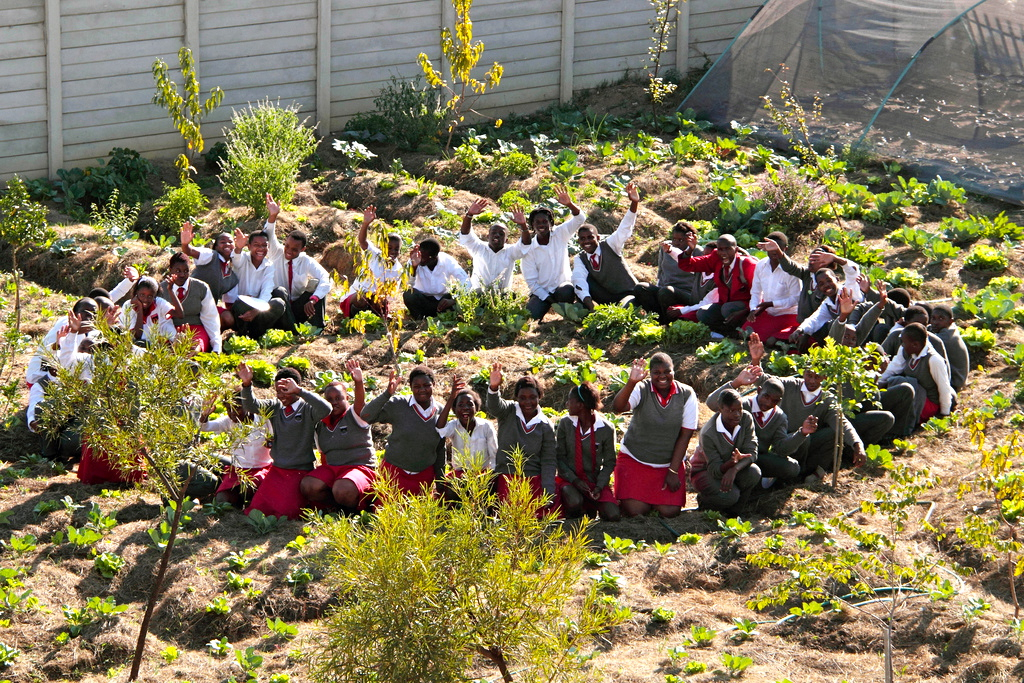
[357,205,376,251]
[460,198,488,235]
[612,359,647,413]
[180,222,200,259]
[346,358,366,415]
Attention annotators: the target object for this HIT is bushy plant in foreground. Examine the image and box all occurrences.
[308,461,623,683]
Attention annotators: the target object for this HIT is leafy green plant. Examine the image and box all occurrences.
[923,237,960,264]
[94,552,126,579]
[278,356,312,376]
[285,565,314,589]
[206,595,231,615]
[67,525,104,549]
[730,617,759,642]
[955,286,1021,329]
[685,624,717,647]
[161,645,179,664]
[154,180,208,233]
[259,328,296,349]
[219,99,319,216]
[236,646,264,678]
[207,636,232,657]
[719,652,753,677]
[650,607,675,624]
[225,571,253,592]
[591,568,623,595]
[332,140,377,174]
[247,510,281,535]
[684,661,708,674]
[885,267,923,289]
[1,533,36,556]
[677,533,701,545]
[962,597,991,625]
[0,642,19,668]
[247,360,277,388]
[549,148,585,183]
[603,533,640,557]
[223,335,259,355]
[152,46,224,182]
[494,151,534,177]
[345,76,447,150]
[266,617,299,639]
[696,339,740,364]
[0,177,55,334]
[964,244,1008,272]
[717,517,752,540]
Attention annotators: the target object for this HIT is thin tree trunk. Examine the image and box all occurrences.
[831,385,844,488]
[478,646,514,683]
[12,252,20,335]
[1009,549,1019,619]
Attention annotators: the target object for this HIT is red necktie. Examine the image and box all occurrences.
[284,405,294,417]
[177,287,186,301]
[287,260,294,297]
[221,259,230,277]
[590,253,600,269]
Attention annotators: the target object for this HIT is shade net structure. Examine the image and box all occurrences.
[681,0,1024,204]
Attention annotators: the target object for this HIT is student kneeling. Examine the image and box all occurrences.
[689,389,760,511]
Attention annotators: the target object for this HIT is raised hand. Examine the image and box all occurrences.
[180,221,193,247]
[276,377,300,400]
[386,370,399,395]
[236,362,254,386]
[266,193,281,220]
[837,287,855,318]
[878,279,888,306]
[103,304,121,327]
[67,310,84,334]
[345,358,363,384]
[747,333,765,365]
[362,205,377,226]
[856,273,872,294]
[511,207,527,227]
[466,198,488,216]
[410,245,422,268]
[449,376,466,400]
[234,228,247,253]
[758,237,782,258]
[734,364,761,387]
[554,184,573,207]
[685,230,698,252]
[489,362,503,392]
[625,182,640,203]
[661,240,674,253]
[628,358,648,384]
[122,265,139,283]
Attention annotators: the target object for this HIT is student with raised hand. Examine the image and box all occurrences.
[486,362,557,507]
[180,221,239,329]
[689,388,760,511]
[929,304,969,393]
[878,322,954,427]
[742,232,802,346]
[663,232,757,337]
[572,182,659,314]
[555,382,620,521]
[300,359,375,512]
[656,221,713,316]
[238,362,331,519]
[611,353,698,518]
[341,205,404,318]
[120,276,178,346]
[361,365,445,494]
[163,252,222,353]
[402,237,471,320]
[459,197,533,291]
[520,185,587,319]
[263,194,332,331]
[200,392,272,508]
[435,375,497,476]
[706,364,815,487]
[229,227,288,339]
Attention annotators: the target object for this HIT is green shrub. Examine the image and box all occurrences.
[751,169,825,231]
[961,326,996,352]
[494,151,535,177]
[964,245,1008,272]
[496,189,530,211]
[259,328,296,349]
[664,320,710,345]
[89,188,139,241]
[223,335,259,355]
[55,147,155,216]
[581,304,650,340]
[886,267,923,290]
[220,100,318,216]
[247,360,277,388]
[153,180,208,233]
[347,76,447,151]
[278,356,312,376]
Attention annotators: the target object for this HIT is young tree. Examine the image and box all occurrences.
[152,46,225,183]
[418,0,504,149]
[307,458,623,683]
[0,176,53,334]
[38,322,247,681]
[645,0,681,111]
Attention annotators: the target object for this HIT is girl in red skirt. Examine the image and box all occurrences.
[555,382,620,521]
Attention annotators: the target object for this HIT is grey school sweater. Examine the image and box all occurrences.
[756,372,864,453]
[689,412,758,479]
[706,382,807,457]
[554,415,616,491]
[933,325,968,392]
[486,390,556,495]
[362,392,444,475]
[241,385,331,470]
[316,409,374,467]
[620,380,696,465]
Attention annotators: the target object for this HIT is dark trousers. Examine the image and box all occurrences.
[851,410,895,446]
[232,289,287,340]
[756,450,800,481]
[881,381,922,437]
[526,284,576,320]
[692,464,762,511]
[281,290,327,330]
[697,301,748,336]
[403,288,454,320]
[657,285,701,313]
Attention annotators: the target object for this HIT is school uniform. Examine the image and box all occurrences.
[459,230,531,291]
[120,299,177,345]
[570,211,659,312]
[486,390,556,503]
[436,418,498,473]
[657,249,710,312]
[933,324,969,393]
[362,392,445,494]
[614,379,698,507]
[202,415,272,499]
[241,385,331,519]
[191,247,240,306]
[265,221,332,329]
[307,408,375,509]
[676,250,758,335]
[162,277,221,352]
[520,210,588,319]
[403,253,471,320]
[878,340,953,424]
[778,252,862,322]
[741,256,802,340]
[229,250,287,338]
[342,242,404,317]
[554,414,618,508]
[690,412,761,510]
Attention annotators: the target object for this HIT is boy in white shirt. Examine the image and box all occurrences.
[459,198,532,291]
[403,238,471,319]
[342,205,405,318]
[519,186,587,319]
[264,194,332,331]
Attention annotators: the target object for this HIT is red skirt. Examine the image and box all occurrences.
[613,451,685,507]
[77,442,145,486]
[307,464,375,510]
[244,466,311,520]
[176,323,211,352]
[919,398,940,424]
[378,460,436,496]
[742,313,798,341]
[217,465,271,495]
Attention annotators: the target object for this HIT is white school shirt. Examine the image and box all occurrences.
[520,211,588,299]
[202,415,273,469]
[265,221,332,302]
[25,319,63,384]
[878,341,953,414]
[436,418,498,471]
[412,252,470,298]
[715,414,741,442]
[619,381,699,463]
[119,299,177,344]
[350,243,405,296]
[458,231,532,291]
[749,257,801,316]
[193,247,239,304]
[796,260,864,335]
[229,252,277,302]
[159,279,223,353]
[571,210,636,301]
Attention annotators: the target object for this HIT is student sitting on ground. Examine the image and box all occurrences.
[664,233,757,337]
[611,353,698,518]
[656,222,713,317]
[361,365,445,494]
[120,276,178,347]
[436,376,497,476]
[520,186,587,319]
[230,229,288,339]
[572,182,659,314]
[706,365,816,487]
[487,363,557,508]
[769,241,862,323]
[264,194,332,331]
[200,392,272,508]
[342,205,404,318]
[555,382,620,521]
[403,238,471,320]
[788,267,862,352]
[880,305,949,366]
[238,363,331,520]
[689,388,760,512]
[300,359,375,512]
[459,198,533,292]
[929,304,969,393]
[878,322,954,427]
[162,252,222,353]
[180,222,239,330]
[742,232,802,346]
